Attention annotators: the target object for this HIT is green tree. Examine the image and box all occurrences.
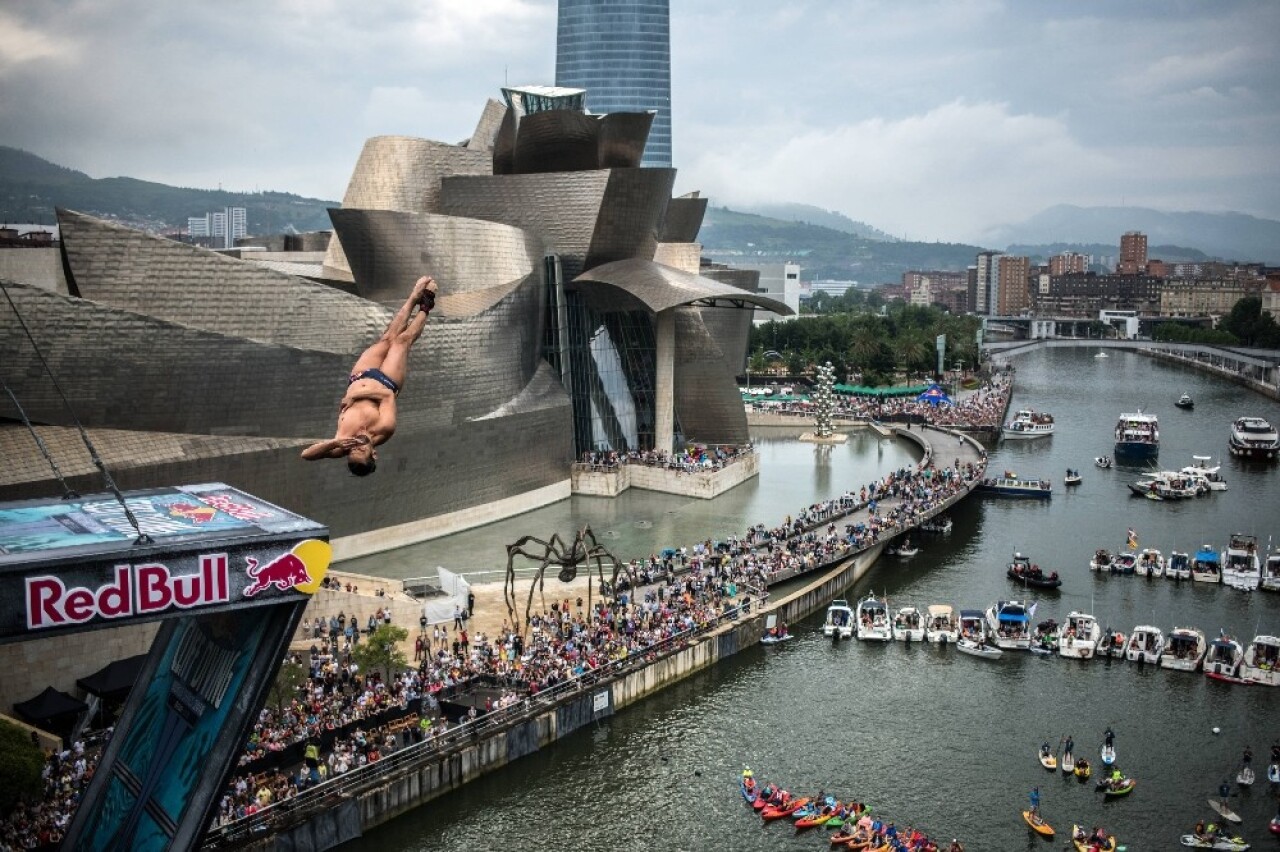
[784,350,806,376]
[748,350,768,375]
[267,661,307,714]
[351,624,409,682]
[0,720,43,815]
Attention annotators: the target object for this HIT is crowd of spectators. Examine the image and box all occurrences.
[0,735,105,852]
[4,432,983,847]
[577,443,753,473]
[749,374,1012,430]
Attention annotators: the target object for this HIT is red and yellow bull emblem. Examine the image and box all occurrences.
[243,539,330,597]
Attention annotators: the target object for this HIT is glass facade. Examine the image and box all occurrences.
[544,256,668,454]
[555,0,672,167]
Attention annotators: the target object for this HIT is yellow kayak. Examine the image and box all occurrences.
[1022,810,1054,836]
[1072,825,1117,851]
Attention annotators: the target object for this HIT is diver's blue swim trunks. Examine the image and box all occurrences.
[349,368,400,394]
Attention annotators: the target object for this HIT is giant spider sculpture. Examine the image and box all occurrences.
[504,526,621,638]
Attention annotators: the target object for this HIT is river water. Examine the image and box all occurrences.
[344,348,1280,851]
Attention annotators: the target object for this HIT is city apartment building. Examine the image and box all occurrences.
[1118,231,1147,274]
[995,255,1031,315]
[970,251,1001,315]
[188,206,247,249]
[1034,272,1161,317]
[903,269,967,312]
[1159,278,1260,318]
[1049,251,1089,276]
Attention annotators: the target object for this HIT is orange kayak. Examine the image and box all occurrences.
[761,797,810,821]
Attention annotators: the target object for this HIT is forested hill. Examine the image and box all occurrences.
[0,146,337,235]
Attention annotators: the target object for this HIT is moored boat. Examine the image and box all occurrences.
[1191,546,1221,583]
[1123,625,1164,663]
[1136,548,1165,578]
[1166,550,1191,580]
[1182,455,1227,491]
[1262,547,1280,592]
[855,593,892,641]
[1160,627,1207,671]
[1228,415,1279,460]
[1221,533,1261,591]
[956,636,1002,659]
[1115,411,1159,459]
[958,609,986,643]
[1031,619,1059,655]
[822,599,855,640]
[979,473,1053,498]
[1111,552,1137,575]
[1239,634,1279,686]
[1059,611,1102,660]
[1203,632,1244,679]
[1098,627,1127,659]
[924,604,958,644]
[986,600,1032,650]
[1089,548,1113,573]
[892,605,925,642]
[920,515,953,534]
[1007,552,1062,589]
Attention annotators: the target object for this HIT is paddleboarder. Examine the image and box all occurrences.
[1064,735,1074,758]
[1028,786,1040,819]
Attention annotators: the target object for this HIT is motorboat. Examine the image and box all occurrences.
[1094,351,1109,359]
[1129,473,1198,500]
[1191,546,1221,583]
[822,599,855,640]
[1098,627,1127,659]
[1114,411,1159,459]
[1203,632,1244,679]
[985,600,1032,650]
[1166,550,1191,581]
[1002,409,1055,440]
[956,636,1002,659]
[1160,627,1207,671]
[958,608,987,643]
[1180,833,1251,850]
[1059,611,1102,660]
[1094,456,1113,469]
[1031,619,1059,655]
[1089,549,1113,573]
[1064,469,1082,486]
[1123,625,1164,664]
[920,515,953,534]
[1181,455,1227,491]
[1221,533,1261,591]
[892,606,925,642]
[1239,634,1279,686]
[978,473,1053,498]
[855,593,893,641]
[892,539,919,558]
[1175,393,1194,409]
[1008,552,1062,589]
[1136,548,1165,578]
[1263,546,1280,592]
[1228,416,1279,460]
[924,604,958,644]
[1111,552,1137,575]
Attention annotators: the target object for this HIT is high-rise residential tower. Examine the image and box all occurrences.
[1118,231,1148,274]
[556,0,672,167]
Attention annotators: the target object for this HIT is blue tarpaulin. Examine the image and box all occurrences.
[916,384,953,406]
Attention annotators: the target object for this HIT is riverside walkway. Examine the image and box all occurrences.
[205,425,986,850]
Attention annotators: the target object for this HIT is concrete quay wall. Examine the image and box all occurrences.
[571,452,760,500]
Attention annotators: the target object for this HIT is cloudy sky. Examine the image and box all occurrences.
[1,0,1277,243]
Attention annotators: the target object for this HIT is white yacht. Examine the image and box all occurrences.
[1203,632,1245,679]
[1123,625,1164,664]
[1136,548,1165,578]
[893,606,926,642]
[1166,550,1191,581]
[1181,455,1227,491]
[1001,409,1055,440]
[1160,627,1207,671]
[924,604,959,644]
[1240,634,1280,686]
[1191,546,1221,583]
[1059,611,1103,660]
[856,593,893,641]
[1228,416,1279,460]
[1114,411,1159,459]
[1263,547,1280,592]
[1221,533,1262,591]
[985,600,1032,651]
[822,599,855,639]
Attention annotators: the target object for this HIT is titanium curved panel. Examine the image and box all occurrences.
[658,196,707,243]
[492,108,517,175]
[57,210,385,352]
[323,136,492,275]
[672,307,749,445]
[571,257,793,316]
[584,168,675,271]
[328,208,543,307]
[467,98,507,151]
[596,112,653,169]
[512,110,600,174]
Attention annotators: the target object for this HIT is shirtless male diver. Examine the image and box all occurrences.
[301,276,437,475]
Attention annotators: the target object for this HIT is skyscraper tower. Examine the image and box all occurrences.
[555,0,672,167]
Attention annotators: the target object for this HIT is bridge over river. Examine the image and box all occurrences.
[209,425,987,850]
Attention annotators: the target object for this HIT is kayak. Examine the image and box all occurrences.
[1022,809,1054,836]
[1038,748,1058,771]
[1207,798,1242,823]
[762,796,810,820]
[1072,825,1117,852]
[795,804,841,829]
[741,775,759,803]
[1101,778,1137,798]
[1074,760,1092,782]
[1180,834,1251,850]
[1101,744,1116,765]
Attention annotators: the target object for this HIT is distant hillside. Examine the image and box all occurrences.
[0,146,337,235]
[1006,242,1213,266]
[987,204,1280,264]
[701,206,984,283]
[736,202,898,242]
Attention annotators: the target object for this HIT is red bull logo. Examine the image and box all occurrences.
[242,539,330,597]
[167,502,219,524]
